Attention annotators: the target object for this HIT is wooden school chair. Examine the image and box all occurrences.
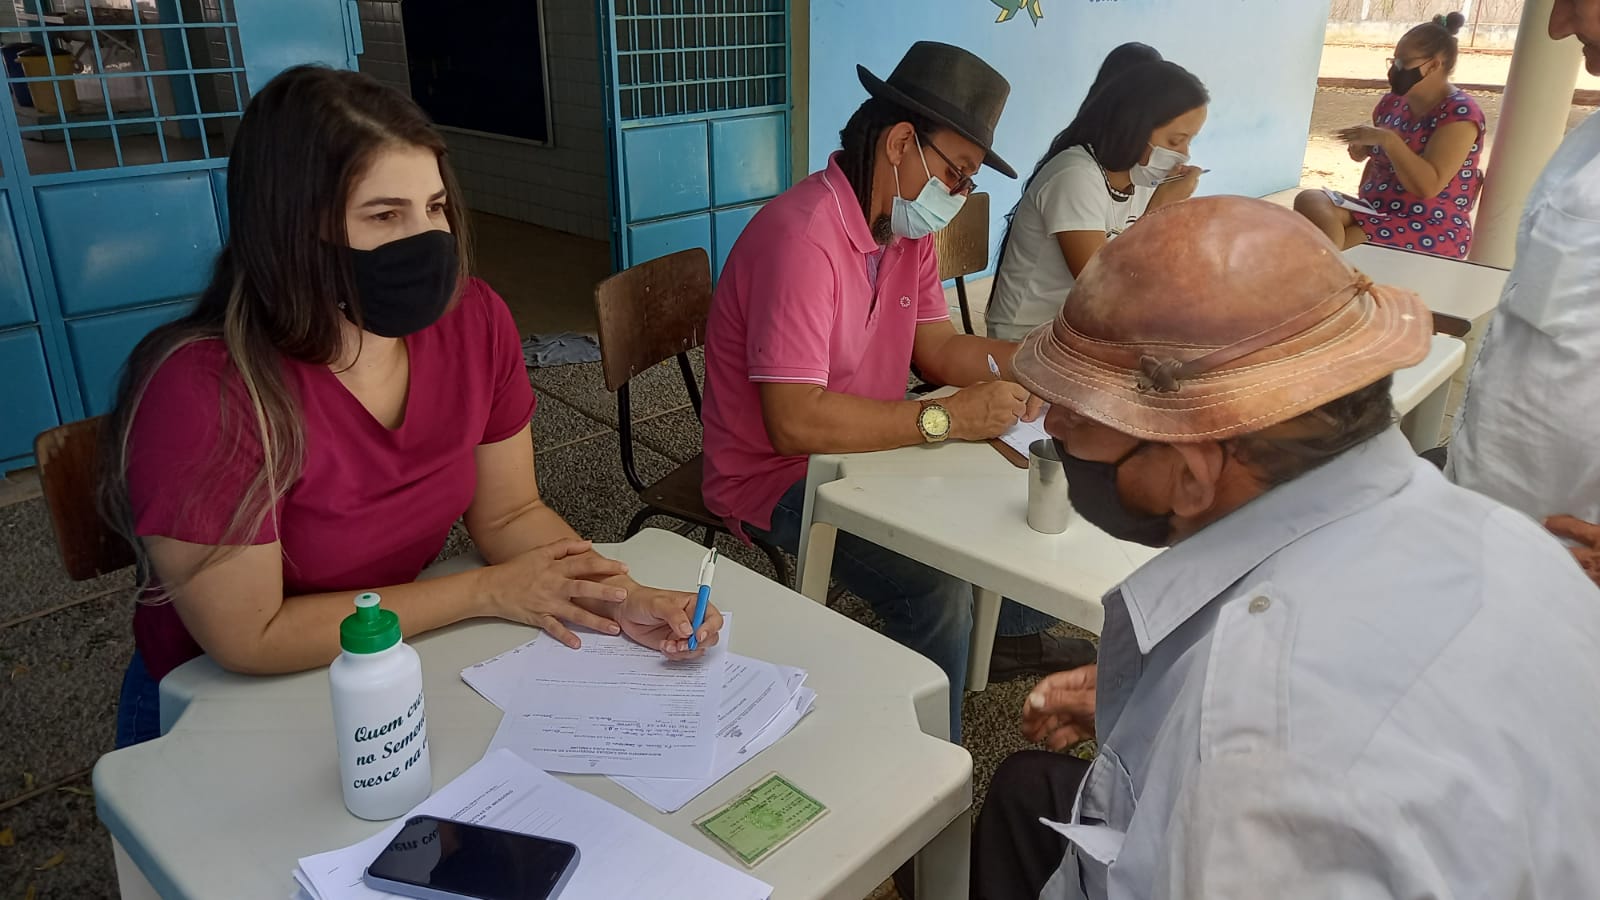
[593,248,794,588]
[932,191,990,334]
[34,416,135,580]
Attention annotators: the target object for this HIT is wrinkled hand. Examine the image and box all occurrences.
[1546,515,1600,587]
[1335,125,1393,153]
[1021,665,1097,750]
[945,380,1028,441]
[486,539,628,647]
[615,585,724,660]
[1151,164,1203,204]
[1022,393,1046,423]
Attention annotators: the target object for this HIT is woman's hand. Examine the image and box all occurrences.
[1149,165,1202,208]
[614,584,724,660]
[1021,665,1097,750]
[1335,125,1394,155]
[480,539,629,647]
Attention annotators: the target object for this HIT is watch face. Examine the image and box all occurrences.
[922,405,951,436]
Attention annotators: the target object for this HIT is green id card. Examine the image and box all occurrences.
[694,772,828,867]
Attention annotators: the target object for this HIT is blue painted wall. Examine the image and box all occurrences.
[807,0,1331,272]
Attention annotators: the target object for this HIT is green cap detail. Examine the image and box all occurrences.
[340,592,401,654]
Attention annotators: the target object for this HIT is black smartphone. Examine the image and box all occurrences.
[362,815,580,900]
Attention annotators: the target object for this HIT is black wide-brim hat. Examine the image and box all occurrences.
[857,41,1016,179]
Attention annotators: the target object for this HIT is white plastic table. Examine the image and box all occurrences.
[795,334,1465,691]
[1343,243,1508,324]
[93,529,973,900]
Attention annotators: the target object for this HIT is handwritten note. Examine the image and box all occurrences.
[999,409,1051,460]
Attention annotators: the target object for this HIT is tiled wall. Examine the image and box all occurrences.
[356,0,611,243]
[355,0,410,96]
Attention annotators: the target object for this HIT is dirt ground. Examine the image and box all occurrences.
[1300,85,1597,190]
[1318,43,1600,92]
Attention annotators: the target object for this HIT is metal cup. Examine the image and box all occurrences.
[1027,438,1072,534]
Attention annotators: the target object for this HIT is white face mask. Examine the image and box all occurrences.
[890,135,967,240]
[1129,143,1190,189]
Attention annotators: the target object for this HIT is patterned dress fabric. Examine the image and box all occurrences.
[1356,89,1486,259]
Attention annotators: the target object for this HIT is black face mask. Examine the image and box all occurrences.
[1387,62,1426,96]
[1052,438,1172,547]
[343,230,459,338]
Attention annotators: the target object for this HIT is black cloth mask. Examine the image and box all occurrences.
[1387,62,1425,96]
[1052,438,1172,547]
[343,230,459,338]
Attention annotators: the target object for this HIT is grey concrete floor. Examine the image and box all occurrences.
[0,345,1082,899]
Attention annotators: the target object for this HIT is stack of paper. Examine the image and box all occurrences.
[463,618,815,812]
[614,657,815,813]
[478,625,729,779]
[291,749,772,900]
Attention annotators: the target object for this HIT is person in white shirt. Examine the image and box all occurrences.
[1446,0,1600,586]
[984,60,1208,341]
[973,195,1600,900]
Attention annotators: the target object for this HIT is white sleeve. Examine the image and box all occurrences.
[1155,751,1449,900]
[1033,155,1114,236]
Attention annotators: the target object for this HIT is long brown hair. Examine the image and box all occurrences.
[99,65,473,593]
[836,97,940,224]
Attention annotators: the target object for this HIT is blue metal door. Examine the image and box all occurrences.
[0,0,360,471]
[597,0,791,274]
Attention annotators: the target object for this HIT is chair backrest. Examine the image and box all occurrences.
[934,191,990,282]
[594,247,714,393]
[34,416,135,581]
[593,248,713,493]
[1431,311,1471,338]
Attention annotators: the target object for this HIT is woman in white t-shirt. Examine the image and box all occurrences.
[986,60,1210,340]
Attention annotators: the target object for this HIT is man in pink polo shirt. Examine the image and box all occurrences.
[703,42,1083,742]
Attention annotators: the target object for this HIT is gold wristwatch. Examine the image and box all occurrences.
[916,399,952,443]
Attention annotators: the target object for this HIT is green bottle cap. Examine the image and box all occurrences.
[340,592,401,654]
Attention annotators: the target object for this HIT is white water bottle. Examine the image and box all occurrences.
[329,592,432,820]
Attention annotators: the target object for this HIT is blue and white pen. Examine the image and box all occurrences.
[688,547,717,650]
[987,354,1002,379]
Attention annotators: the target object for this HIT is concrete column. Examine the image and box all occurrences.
[1469,0,1584,268]
[789,0,810,184]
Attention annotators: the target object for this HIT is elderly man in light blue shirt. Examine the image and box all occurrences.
[972,196,1600,900]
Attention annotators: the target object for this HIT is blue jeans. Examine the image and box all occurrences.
[751,480,993,740]
[115,650,162,748]
[996,595,1059,638]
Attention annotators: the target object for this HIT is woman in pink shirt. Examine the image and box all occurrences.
[102,66,721,747]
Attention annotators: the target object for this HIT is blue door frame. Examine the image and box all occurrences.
[0,0,361,472]
[596,0,792,276]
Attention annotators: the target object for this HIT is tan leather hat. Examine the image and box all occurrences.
[1012,196,1431,441]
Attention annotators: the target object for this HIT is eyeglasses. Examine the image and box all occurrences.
[923,139,977,196]
[1387,56,1428,70]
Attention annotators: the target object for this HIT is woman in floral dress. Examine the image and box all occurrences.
[1295,12,1485,259]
